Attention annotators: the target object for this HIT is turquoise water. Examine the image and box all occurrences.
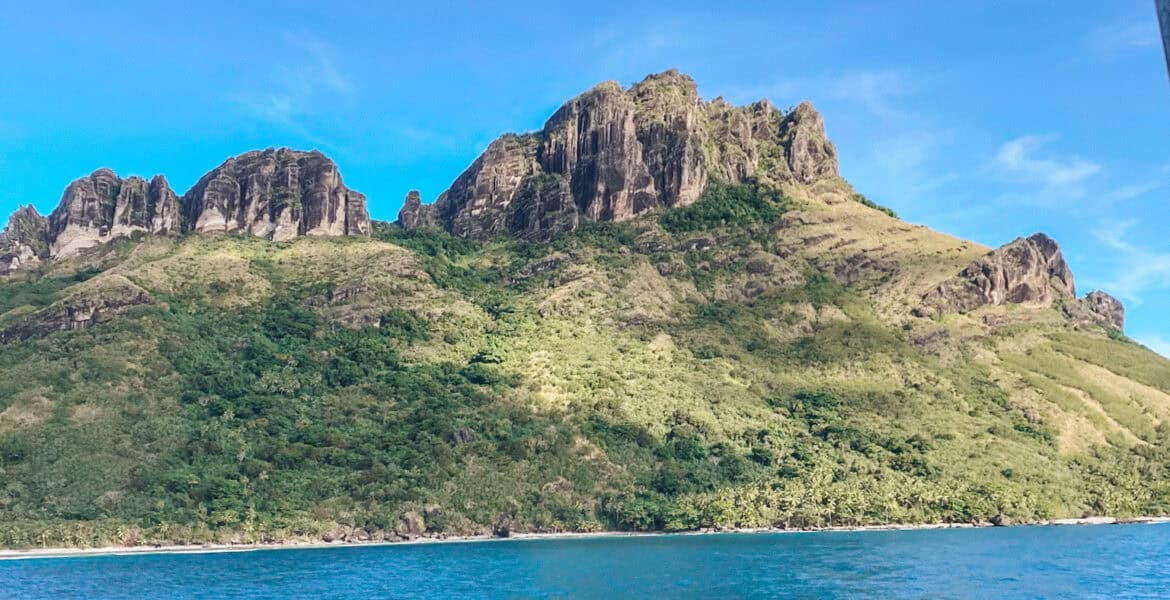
[2,524,1168,598]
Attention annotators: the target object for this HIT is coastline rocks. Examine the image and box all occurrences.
[395,512,426,539]
[492,514,515,538]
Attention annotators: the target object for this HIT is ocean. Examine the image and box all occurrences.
[2,524,1168,598]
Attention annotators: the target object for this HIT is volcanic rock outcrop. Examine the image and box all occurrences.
[1071,287,1123,329]
[47,170,180,258]
[0,206,49,275]
[0,148,371,275]
[182,148,369,240]
[397,190,435,230]
[398,70,838,241]
[0,275,153,342]
[917,233,1126,331]
[919,233,1075,315]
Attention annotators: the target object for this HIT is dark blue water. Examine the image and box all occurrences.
[2,524,1168,599]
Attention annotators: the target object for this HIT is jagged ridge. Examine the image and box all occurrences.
[0,71,1125,332]
[397,70,838,241]
[916,233,1124,331]
[0,149,370,275]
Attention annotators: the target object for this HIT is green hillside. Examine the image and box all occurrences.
[2,177,1169,548]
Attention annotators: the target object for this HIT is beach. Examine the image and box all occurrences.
[4,516,1168,561]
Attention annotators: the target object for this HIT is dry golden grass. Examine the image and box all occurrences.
[1074,361,1170,424]
[779,179,988,318]
[114,244,271,307]
[68,403,103,425]
[0,392,52,431]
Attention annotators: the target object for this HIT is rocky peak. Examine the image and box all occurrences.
[918,233,1076,316]
[1082,290,1125,330]
[112,175,180,236]
[536,78,663,222]
[1,148,372,276]
[439,134,544,238]
[779,101,838,184]
[47,168,179,258]
[915,233,1125,330]
[703,98,786,184]
[0,206,50,275]
[400,70,839,240]
[181,148,370,241]
[397,190,435,230]
[630,69,708,213]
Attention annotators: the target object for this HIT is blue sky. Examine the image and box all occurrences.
[1,1,1168,353]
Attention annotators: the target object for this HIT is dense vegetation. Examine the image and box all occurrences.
[2,181,1170,549]
[660,179,787,233]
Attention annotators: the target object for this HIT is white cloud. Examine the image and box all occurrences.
[826,69,916,120]
[1134,333,1170,358]
[724,68,955,217]
[722,69,934,168]
[1086,19,1160,58]
[865,128,960,198]
[1093,220,1170,304]
[990,135,1101,190]
[232,32,354,128]
[282,33,353,95]
[584,20,700,76]
[1106,182,1161,202]
[719,68,917,116]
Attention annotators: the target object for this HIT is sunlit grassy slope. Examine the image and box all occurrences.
[1,179,1168,547]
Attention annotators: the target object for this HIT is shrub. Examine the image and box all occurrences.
[660,180,788,234]
[851,193,898,218]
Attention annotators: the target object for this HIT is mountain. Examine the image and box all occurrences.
[397,70,835,240]
[0,148,370,277]
[1,71,1168,548]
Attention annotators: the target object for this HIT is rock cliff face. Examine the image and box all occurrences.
[182,148,370,241]
[0,148,371,275]
[0,206,50,275]
[400,70,838,240]
[918,233,1075,315]
[779,101,839,184]
[397,190,435,230]
[438,134,544,239]
[1082,290,1125,330]
[916,233,1125,331]
[47,169,180,258]
[0,275,153,342]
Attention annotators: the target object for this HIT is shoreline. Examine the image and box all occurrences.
[3,516,1169,561]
